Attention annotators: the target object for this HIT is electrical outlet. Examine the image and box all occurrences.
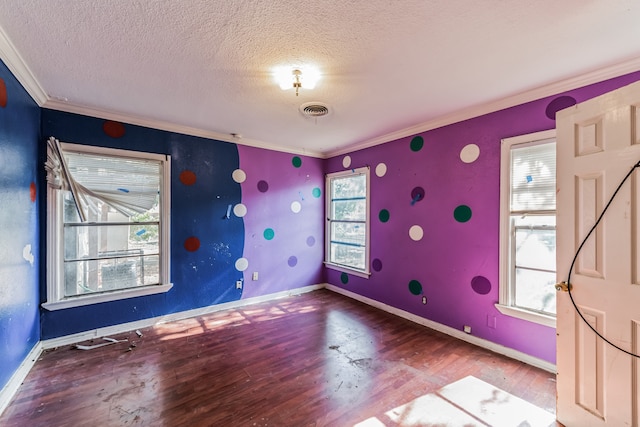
[236,280,243,289]
[463,325,471,334]
[252,271,258,281]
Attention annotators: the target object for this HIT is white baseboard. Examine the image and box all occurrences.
[2,281,554,418]
[41,284,324,349]
[0,342,43,416]
[324,283,556,373]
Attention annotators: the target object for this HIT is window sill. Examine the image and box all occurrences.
[324,262,371,279]
[495,303,556,328]
[42,283,173,311]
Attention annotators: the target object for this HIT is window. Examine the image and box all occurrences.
[497,129,556,327]
[43,137,172,310]
[325,167,370,277]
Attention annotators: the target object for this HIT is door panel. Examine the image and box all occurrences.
[633,105,640,146]
[575,307,605,419]
[575,117,604,156]
[557,80,640,426]
[633,320,640,426]
[575,173,604,277]
[633,173,640,285]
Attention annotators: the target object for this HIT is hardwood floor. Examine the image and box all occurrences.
[1,289,560,426]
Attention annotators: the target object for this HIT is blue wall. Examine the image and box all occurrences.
[0,60,41,390]
[38,111,325,339]
[40,111,247,338]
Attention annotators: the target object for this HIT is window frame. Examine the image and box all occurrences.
[496,129,556,327]
[43,140,172,311]
[324,166,371,278]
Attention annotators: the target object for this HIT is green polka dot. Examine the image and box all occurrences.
[292,156,302,168]
[340,272,349,284]
[410,136,424,152]
[454,205,472,223]
[312,187,322,198]
[263,228,275,240]
[409,280,422,295]
[379,209,390,223]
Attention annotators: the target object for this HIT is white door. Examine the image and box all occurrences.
[556,80,640,426]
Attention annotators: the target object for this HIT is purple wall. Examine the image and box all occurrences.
[0,60,41,391]
[325,71,640,364]
[236,146,324,298]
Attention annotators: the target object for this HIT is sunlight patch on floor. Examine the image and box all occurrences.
[155,302,322,341]
[355,375,556,427]
[387,393,481,426]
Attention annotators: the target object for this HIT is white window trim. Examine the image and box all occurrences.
[496,129,556,328]
[325,166,371,279]
[43,141,172,311]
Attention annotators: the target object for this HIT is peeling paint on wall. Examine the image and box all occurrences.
[22,244,34,266]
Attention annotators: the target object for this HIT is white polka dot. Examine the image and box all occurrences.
[343,155,352,168]
[409,225,424,241]
[235,258,249,271]
[375,163,387,177]
[233,203,247,217]
[232,169,246,183]
[460,144,480,163]
[291,201,302,213]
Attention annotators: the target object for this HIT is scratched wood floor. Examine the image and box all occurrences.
[1,289,560,426]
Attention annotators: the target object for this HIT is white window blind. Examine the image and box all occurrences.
[510,141,556,212]
[325,167,371,277]
[46,137,161,220]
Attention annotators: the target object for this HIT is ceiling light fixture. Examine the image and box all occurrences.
[275,66,320,96]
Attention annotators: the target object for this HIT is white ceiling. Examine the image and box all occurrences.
[1,0,640,157]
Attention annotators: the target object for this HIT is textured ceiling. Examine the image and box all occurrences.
[1,0,640,157]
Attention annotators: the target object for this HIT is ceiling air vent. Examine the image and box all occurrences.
[299,102,330,118]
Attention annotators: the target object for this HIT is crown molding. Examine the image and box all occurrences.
[3,16,639,161]
[42,99,325,158]
[0,25,324,159]
[0,26,47,105]
[325,57,640,158]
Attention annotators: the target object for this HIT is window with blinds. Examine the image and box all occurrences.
[498,130,557,325]
[325,167,370,276]
[510,142,556,213]
[43,137,172,310]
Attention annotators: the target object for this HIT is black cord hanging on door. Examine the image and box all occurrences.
[562,159,640,359]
